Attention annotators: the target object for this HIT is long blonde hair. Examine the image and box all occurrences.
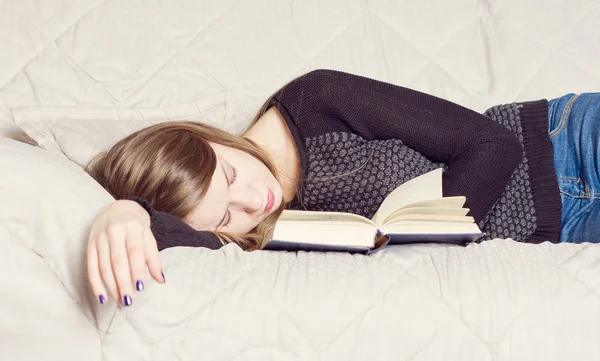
[86,90,288,251]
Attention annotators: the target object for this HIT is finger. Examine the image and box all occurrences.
[144,229,164,284]
[87,241,107,305]
[97,232,120,304]
[108,226,135,307]
[126,225,147,292]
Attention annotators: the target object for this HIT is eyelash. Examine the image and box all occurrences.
[222,167,238,229]
[223,214,232,229]
[230,167,237,185]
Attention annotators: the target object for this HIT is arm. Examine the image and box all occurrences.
[87,198,221,306]
[131,198,224,251]
[272,69,523,223]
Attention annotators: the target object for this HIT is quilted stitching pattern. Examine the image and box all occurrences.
[1,134,599,359]
[120,241,600,360]
[2,1,600,359]
[2,0,599,139]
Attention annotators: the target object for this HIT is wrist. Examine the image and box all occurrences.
[106,199,151,222]
[122,198,152,227]
[127,197,152,215]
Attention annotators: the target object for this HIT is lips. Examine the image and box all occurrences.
[264,187,275,213]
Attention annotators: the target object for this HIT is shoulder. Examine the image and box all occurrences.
[288,68,345,85]
[274,68,354,103]
[268,69,358,135]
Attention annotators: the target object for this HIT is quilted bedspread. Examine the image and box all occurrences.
[0,138,600,361]
[1,0,600,140]
[1,135,600,360]
[1,0,600,360]
[2,133,600,360]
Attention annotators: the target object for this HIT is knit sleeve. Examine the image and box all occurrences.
[271,69,523,223]
[129,198,224,251]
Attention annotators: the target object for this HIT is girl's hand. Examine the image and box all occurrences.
[87,200,164,306]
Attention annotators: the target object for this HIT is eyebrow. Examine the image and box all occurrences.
[215,162,229,232]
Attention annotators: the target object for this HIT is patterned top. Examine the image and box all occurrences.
[296,132,441,218]
[137,69,562,250]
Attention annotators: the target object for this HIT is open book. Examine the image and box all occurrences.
[263,168,483,253]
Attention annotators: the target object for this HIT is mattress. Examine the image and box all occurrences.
[1,0,600,360]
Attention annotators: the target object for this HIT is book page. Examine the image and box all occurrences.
[393,197,466,210]
[382,197,467,224]
[371,168,444,226]
[383,214,475,224]
[384,206,469,218]
[278,209,376,226]
[271,220,377,247]
[381,221,482,236]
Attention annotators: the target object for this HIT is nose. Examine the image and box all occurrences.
[230,186,263,213]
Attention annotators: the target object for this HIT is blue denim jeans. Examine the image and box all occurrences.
[548,93,600,243]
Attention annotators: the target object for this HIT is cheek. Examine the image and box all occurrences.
[243,153,269,175]
[258,159,274,179]
[183,206,215,231]
[231,213,261,235]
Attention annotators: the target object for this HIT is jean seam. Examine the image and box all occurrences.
[558,176,583,182]
[560,190,600,199]
[549,93,579,139]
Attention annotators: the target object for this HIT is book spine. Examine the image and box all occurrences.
[386,232,483,245]
[264,240,370,254]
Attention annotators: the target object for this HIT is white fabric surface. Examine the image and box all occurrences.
[1,0,599,141]
[1,137,600,360]
[1,0,600,360]
[11,91,251,167]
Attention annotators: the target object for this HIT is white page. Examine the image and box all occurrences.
[372,168,443,225]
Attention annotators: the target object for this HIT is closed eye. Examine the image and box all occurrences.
[230,166,237,185]
[220,165,237,230]
[222,211,232,229]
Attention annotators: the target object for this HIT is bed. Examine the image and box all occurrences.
[1,0,599,360]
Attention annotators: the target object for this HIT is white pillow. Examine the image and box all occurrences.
[11,91,254,167]
[0,137,113,358]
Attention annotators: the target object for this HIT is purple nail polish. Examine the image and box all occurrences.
[123,295,132,306]
[136,280,144,291]
[161,271,165,282]
[99,295,106,304]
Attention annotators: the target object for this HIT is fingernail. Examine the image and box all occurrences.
[123,295,132,307]
[99,295,106,304]
[161,271,166,283]
[136,280,144,291]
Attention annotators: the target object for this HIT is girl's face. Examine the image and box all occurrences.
[183,143,284,235]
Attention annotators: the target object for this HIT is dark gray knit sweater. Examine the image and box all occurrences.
[134,69,562,250]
